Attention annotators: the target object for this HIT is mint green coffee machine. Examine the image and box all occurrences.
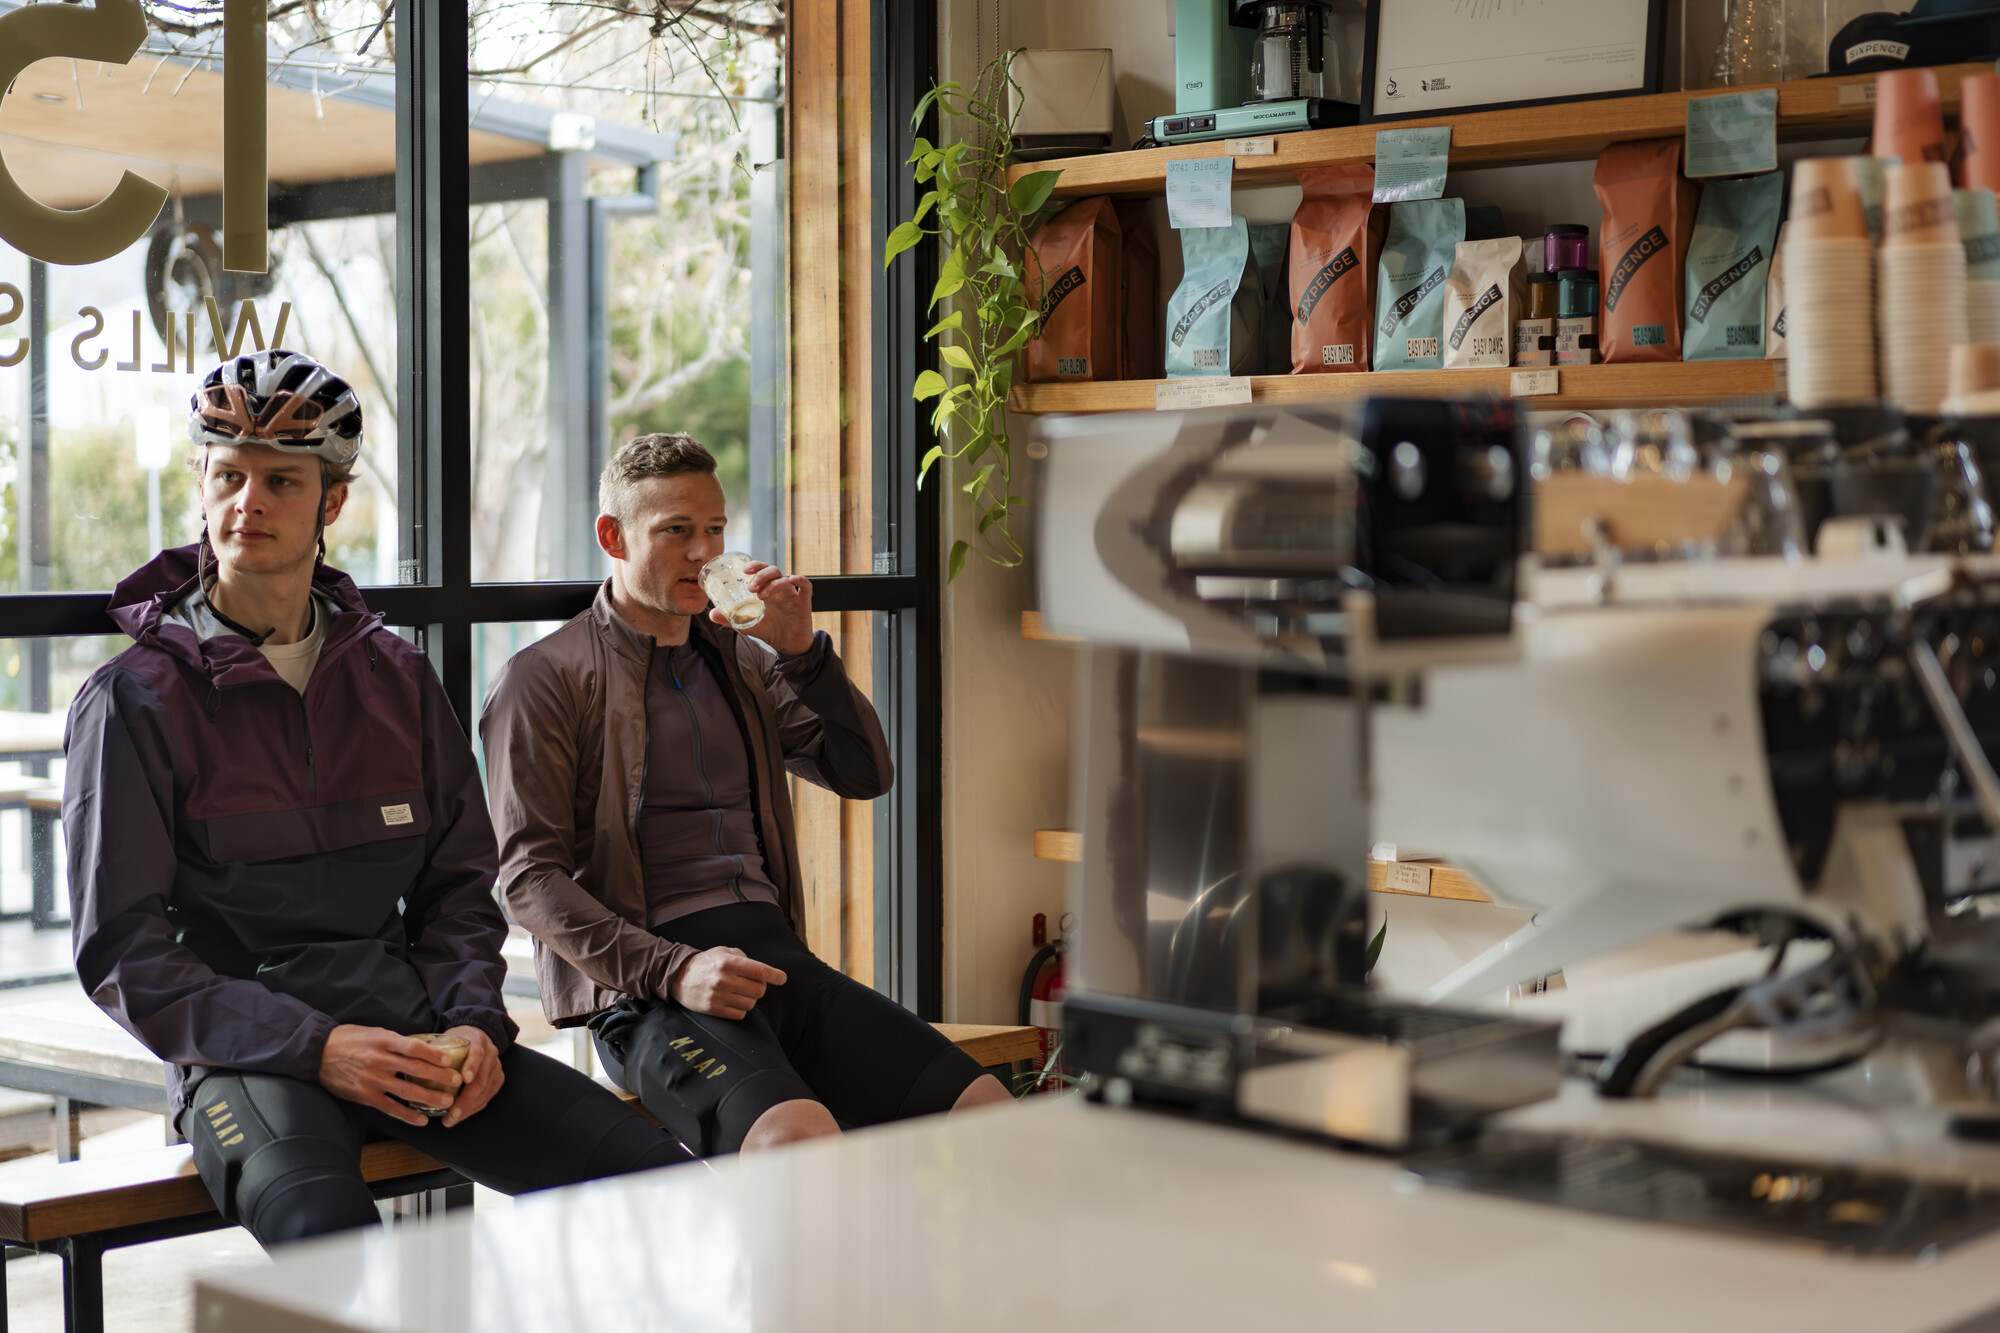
[1176,0,1255,113]
[1156,0,1359,146]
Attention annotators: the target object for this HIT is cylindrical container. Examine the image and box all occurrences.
[1557,269,1598,318]
[1527,271,1559,320]
[1882,160,1960,246]
[1789,158,1870,242]
[1874,67,1947,169]
[404,1033,470,1117]
[1963,74,2000,193]
[699,551,767,629]
[1543,225,1589,273]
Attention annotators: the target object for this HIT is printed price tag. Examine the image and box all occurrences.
[1773,358,1790,396]
[1155,377,1253,411]
[1686,89,1778,178]
[1373,125,1452,203]
[1837,81,1878,108]
[1510,368,1559,397]
[1385,862,1434,895]
[1165,157,1234,230]
[1224,137,1276,156]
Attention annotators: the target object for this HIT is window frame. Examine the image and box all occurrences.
[0,0,944,1014]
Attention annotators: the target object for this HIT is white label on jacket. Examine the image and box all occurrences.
[381,803,415,826]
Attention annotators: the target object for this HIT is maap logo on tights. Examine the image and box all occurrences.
[667,1036,730,1081]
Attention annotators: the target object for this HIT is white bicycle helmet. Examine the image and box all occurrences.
[189,350,362,467]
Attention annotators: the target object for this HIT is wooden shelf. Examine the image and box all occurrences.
[1009,65,1986,199]
[1033,830,1494,904]
[1010,359,1781,415]
[1033,829,1083,863]
[1022,611,1082,643]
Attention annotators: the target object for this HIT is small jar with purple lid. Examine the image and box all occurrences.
[1544,224,1590,274]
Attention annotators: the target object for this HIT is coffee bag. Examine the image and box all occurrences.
[1442,236,1526,369]
[1594,139,1702,363]
[1248,223,1291,376]
[1684,171,1782,362]
[1026,196,1121,382]
[1167,217,1251,378]
[1766,221,1789,360]
[1376,198,1465,372]
[1288,165,1382,373]
[1113,200,1162,380]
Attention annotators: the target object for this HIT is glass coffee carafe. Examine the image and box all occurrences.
[1247,0,1331,103]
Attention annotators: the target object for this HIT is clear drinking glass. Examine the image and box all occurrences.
[700,552,767,629]
[1709,0,1786,86]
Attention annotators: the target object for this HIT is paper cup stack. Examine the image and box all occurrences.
[1879,161,1969,415]
[1957,188,2000,342]
[1786,158,1879,408]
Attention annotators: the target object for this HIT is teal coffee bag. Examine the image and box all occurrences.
[1376,199,1464,371]
[1956,188,2000,280]
[1167,217,1250,378]
[1684,171,1782,362]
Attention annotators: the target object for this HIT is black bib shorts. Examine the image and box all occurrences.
[590,903,986,1157]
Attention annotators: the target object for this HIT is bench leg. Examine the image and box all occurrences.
[52,1098,81,1164]
[443,1182,474,1213]
[27,806,54,932]
[55,1237,104,1333]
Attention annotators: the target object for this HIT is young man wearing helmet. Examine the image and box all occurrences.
[480,434,1011,1161]
[62,351,689,1249]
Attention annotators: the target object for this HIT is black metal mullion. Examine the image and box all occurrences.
[396,0,472,724]
[874,0,941,1017]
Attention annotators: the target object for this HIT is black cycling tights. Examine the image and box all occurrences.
[184,1045,689,1248]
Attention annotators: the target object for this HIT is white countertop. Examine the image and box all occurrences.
[194,1086,2000,1333]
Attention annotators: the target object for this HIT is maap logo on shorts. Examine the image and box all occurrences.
[203,1098,246,1149]
[667,1036,730,1080]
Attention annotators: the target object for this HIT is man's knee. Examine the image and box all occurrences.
[235,1136,380,1245]
[951,1073,1013,1113]
[740,1098,840,1153]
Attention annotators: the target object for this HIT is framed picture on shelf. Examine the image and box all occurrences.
[1361,0,1667,123]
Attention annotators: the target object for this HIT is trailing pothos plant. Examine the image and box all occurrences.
[884,51,1063,581]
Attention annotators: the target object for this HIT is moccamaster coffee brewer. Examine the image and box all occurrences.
[1147,0,1359,146]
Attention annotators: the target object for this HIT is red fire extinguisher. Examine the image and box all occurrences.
[1018,912,1068,1093]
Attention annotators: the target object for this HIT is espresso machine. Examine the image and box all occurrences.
[1038,400,2000,1160]
[1148,0,1362,146]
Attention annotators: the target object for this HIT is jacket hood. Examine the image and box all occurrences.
[108,544,380,686]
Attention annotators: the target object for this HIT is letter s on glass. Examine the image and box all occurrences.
[0,0,168,265]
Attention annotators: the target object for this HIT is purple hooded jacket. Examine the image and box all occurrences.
[63,546,516,1119]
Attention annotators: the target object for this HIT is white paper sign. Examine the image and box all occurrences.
[1510,369,1559,397]
[1224,137,1276,156]
[1165,157,1234,230]
[1156,377,1253,411]
[1386,862,1434,895]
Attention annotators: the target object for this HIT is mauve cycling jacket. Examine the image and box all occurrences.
[63,546,516,1120]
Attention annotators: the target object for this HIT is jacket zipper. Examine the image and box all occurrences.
[670,654,744,902]
[298,692,316,793]
[691,631,773,904]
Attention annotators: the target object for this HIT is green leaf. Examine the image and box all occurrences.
[918,444,944,484]
[925,310,964,339]
[912,369,948,401]
[978,505,1008,534]
[883,219,925,271]
[939,343,976,372]
[1007,170,1062,216]
[947,539,971,582]
[912,193,936,226]
[929,246,967,311]
[963,462,996,496]
[980,255,1017,279]
[1366,919,1388,977]
[995,323,1037,358]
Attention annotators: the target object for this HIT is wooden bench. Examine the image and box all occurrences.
[0,1139,466,1333]
[0,999,177,1162]
[11,785,62,931]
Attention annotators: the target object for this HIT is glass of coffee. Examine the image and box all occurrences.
[402,1032,470,1117]
[699,552,766,629]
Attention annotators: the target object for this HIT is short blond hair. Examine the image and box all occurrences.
[599,433,718,525]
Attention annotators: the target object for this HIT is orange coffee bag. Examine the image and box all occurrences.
[1027,196,1121,383]
[1289,165,1384,373]
[1593,139,1702,363]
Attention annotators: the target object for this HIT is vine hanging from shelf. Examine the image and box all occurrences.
[885,50,1062,581]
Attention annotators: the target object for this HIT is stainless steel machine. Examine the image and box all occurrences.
[1037,399,2000,1162]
